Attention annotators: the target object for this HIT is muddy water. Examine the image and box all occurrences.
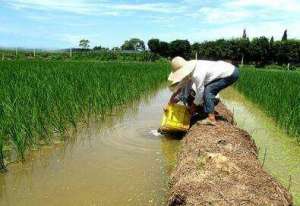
[0,88,181,206]
[221,87,300,205]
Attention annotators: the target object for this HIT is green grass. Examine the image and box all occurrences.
[234,67,300,140]
[0,61,169,168]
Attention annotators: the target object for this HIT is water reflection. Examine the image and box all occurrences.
[0,88,181,206]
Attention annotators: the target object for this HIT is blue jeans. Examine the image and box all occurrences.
[203,67,239,114]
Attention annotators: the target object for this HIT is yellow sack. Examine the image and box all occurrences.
[160,104,191,132]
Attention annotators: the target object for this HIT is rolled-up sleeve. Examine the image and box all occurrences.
[193,86,204,105]
[192,66,206,105]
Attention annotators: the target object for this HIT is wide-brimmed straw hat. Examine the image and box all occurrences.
[168,56,197,86]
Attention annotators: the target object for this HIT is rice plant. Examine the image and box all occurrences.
[0,61,169,169]
[234,67,300,140]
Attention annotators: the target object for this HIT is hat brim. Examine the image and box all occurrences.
[168,60,197,85]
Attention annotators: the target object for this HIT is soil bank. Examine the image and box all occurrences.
[168,103,293,206]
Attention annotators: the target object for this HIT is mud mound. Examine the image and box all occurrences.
[168,104,293,206]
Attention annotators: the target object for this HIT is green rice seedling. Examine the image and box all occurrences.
[234,67,300,140]
[0,60,169,168]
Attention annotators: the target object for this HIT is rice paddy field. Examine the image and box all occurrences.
[0,61,169,169]
[0,60,300,205]
[234,66,300,140]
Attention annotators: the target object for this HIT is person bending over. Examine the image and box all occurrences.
[165,56,239,125]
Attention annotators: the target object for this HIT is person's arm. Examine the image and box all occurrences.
[169,88,181,104]
[188,102,197,115]
[193,86,204,105]
[192,67,206,106]
[163,88,182,112]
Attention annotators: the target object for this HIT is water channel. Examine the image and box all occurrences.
[221,87,300,205]
[0,87,299,205]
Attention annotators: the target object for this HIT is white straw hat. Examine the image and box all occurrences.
[168,56,197,85]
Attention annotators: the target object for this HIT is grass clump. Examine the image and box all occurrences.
[234,67,300,140]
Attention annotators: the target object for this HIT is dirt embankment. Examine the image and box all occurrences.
[168,103,293,206]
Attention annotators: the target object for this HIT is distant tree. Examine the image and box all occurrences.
[242,29,247,39]
[191,43,201,52]
[238,38,250,64]
[275,39,300,65]
[131,38,145,51]
[121,40,134,50]
[148,39,160,53]
[270,36,274,45]
[268,36,275,63]
[191,43,200,58]
[79,39,90,49]
[285,40,300,63]
[93,46,102,50]
[275,41,288,65]
[282,29,287,41]
[121,38,145,51]
[196,41,215,60]
[158,41,170,57]
[250,36,270,66]
[192,38,250,64]
[147,39,170,57]
[169,40,191,59]
[214,39,230,59]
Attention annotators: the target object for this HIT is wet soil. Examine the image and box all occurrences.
[168,103,293,206]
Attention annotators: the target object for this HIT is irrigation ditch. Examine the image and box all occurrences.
[221,87,300,205]
[0,87,299,205]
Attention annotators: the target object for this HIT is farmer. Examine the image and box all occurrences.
[165,56,239,125]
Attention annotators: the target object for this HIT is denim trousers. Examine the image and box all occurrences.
[203,67,239,114]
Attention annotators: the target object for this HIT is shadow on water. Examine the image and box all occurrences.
[0,87,182,206]
[221,87,300,206]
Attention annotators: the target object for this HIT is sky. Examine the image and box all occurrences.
[0,0,300,49]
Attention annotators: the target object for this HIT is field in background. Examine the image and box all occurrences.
[0,61,169,168]
[234,66,300,140]
[0,49,160,61]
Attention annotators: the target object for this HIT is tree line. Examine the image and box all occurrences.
[78,38,146,52]
[76,30,299,66]
[148,30,300,66]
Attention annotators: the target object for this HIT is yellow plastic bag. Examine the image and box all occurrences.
[160,104,191,132]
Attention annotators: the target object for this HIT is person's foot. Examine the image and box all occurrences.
[197,118,217,126]
[208,113,216,122]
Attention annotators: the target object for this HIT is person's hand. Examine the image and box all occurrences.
[163,105,168,112]
[188,103,197,115]
[169,97,178,104]
[163,103,174,112]
[163,104,170,112]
